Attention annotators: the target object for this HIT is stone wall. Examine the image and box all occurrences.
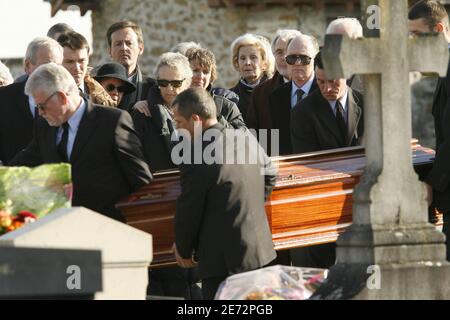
[89,0,347,88]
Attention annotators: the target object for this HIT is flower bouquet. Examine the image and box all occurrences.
[0,164,72,235]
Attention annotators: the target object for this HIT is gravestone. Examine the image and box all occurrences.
[313,0,450,299]
[0,207,153,300]
[0,246,102,299]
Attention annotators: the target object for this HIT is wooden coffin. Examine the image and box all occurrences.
[116,141,441,267]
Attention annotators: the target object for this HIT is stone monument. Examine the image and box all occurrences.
[0,207,153,300]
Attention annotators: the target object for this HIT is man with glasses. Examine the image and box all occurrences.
[268,34,320,156]
[107,20,156,111]
[408,0,450,261]
[290,51,364,269]
[0,37,63,165]
[10,63,153,222]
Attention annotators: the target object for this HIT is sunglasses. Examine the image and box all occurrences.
[285,54,312,66]
[157,79,185,88]
[35,91,58,110]
[105,84,127,93]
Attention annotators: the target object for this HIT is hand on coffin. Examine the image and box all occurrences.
[132,100,151,117]
[172,243,197,268]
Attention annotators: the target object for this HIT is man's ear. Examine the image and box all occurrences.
[139,43,144,56]
[192,114,201,122]
[107,46,112,58]
[434,22,445,33]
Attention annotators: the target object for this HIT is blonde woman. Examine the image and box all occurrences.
[229,33,275,121]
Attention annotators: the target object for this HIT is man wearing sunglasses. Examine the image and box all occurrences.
[0,37,63,165]
[268,34,320,156]
[10,63,153,222]
[290,51,364,269]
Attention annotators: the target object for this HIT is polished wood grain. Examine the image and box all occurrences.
[116,142,441,267]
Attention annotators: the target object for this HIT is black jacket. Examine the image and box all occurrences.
[230,75,268,124]
[132,86,247,172]
[10,101,153,221]
[424,51,450,212]
[269,78,319,155]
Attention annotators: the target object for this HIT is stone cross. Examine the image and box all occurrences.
[315,0,450,299]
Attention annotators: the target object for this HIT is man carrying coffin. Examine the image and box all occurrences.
[171,88,277,299]
[10,63,153,222]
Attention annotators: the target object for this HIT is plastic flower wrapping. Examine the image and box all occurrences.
[215,265,328,300]
[0,164,72,235]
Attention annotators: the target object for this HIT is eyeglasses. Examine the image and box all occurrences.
[285,54,312,66]
[105,84,127,93]
[157,79,185,88]
[35,91,58,110]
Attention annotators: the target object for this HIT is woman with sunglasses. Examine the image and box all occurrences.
[229,33,275,123]
[93,62,136,107]
[185,47,246,129]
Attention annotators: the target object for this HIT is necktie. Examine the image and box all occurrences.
[57,122,70,162]
[335,100,347,141]
[296,88,305,105]
[34,107,39,119]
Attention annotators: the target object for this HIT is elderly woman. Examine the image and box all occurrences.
[185,47,245,129]
[230,33,275,121]
[94,62,136,107]
[0,61,13,87]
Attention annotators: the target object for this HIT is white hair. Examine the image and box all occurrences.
[25,62,78,97]
[230,33,275,78]
[170,41,202,56]
[326,17,363,39]
[271,29,303,53]
[0,61,13,86]
[154,52,193,86]
[24,37,63,65]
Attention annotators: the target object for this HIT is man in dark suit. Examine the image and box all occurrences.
[171,88,277,299]
[0,37,63,165]
[10,63,153,222]
[290,51,364,269]
[409,0,450,259]
[247,29,302,152]
[268,34,320,156]
[107,20,156,111]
